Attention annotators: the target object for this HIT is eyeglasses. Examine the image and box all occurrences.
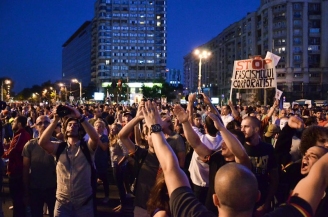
[36,121,50,126]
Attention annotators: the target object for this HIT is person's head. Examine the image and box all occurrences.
[241,116,260,143]
[63,118,83,140]
[315,109,323,119]
[93,108,102,118]
[279,109,287,118]
[161,114,174,132]
[35,115,50,136]
[304,116,318,127]
[265,124,280,138]
[193,113,202,127]
[109,123,122,136]
[213,163,260,215]
[260,106,267,115]
[204,115,219,137]
[11,115,27,132]
[300,146,328,175]
[123,112,133,123]
[226,120,241,131]
[300,126,328,155]
[221,105,231,116]
[94,119,106,135]
[174,124,184,135]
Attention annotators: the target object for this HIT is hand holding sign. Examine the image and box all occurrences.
[275,89,283,100]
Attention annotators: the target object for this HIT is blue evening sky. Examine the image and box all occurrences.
[0,0,259,92]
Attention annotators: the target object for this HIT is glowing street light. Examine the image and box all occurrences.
[58,83,67,102]
[72,79,82,102]
[194,49,211,94]
[1,79,11,101]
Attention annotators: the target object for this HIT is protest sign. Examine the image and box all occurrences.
[231,57,277,89]
[275,89,283,100]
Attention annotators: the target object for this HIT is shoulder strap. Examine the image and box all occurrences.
[79,139,94,168]
[56,142,67,162]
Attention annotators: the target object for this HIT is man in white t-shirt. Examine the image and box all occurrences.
[220,105,234,127]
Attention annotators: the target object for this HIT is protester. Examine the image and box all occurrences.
[38,105,99,217]
[3,115,31,217]
[22,115,57,217]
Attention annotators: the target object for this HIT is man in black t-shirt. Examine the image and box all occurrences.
[139,100,328,217]
[241,116,279,216]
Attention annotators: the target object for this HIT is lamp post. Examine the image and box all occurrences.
[72,79,82,103]
[58,83,67,102]
[194,49,211,94]
[1,79,11,101]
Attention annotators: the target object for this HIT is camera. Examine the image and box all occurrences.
[56,105,72,117]
[197,94,204,104]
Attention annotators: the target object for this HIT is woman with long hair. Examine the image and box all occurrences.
[146,170,171,217]
[109,123,128,212]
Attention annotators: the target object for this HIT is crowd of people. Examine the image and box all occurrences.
[0,93,327,217]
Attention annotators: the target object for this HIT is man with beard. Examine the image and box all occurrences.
[38,105,99,217]
[241,116,279,216]
[3,115,31,217]
[22,115,57,217]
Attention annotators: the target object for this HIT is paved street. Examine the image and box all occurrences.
[1,174,134,217]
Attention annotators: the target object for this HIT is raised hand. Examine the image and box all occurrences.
[141,101,162,128]
[136,103,144,120]
[173,105,189,123]
[273,99,279,108]
[201,93,211,105]
[228,100,234,107]
[188,93,196,103]
[288,115,304,129]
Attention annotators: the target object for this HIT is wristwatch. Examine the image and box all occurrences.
[150,124,162,134]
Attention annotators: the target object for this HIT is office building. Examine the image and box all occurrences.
[91,0,167,92]
[184,0,328,104]
[62,21,92,86]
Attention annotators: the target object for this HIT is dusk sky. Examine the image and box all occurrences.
[0,0,260,93]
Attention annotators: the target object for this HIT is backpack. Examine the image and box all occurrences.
[55,140,98,208]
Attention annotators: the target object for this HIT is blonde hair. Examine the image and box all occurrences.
[109,123,122,147]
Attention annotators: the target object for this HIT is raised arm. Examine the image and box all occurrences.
[201,93,220,116]
[207,112,251,169]
[142,101,189,196]
[70,106,99,150]
[187,94,196,125]
[173,105,211,160]
[118,105,143,153]
[38,114,60,155]
[292,152,328,213]
[228,100,240,120]
[266,99,279,119]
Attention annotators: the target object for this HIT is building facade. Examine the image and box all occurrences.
[184,0,328,104]
[62,21,92,86]
[91,0,167,91]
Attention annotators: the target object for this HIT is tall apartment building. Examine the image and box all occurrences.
[62,21,92,86]
[91,0,167,91]
[184,0,328,103]
[165,68,183,87]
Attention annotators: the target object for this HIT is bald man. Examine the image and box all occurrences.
[22,115,57,217]
[140,100,328,217]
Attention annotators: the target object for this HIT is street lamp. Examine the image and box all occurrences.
[49,87,57,102]
[58,83,68,102]
[194,49,211,94]
[1,79,11,101]
[72,79,82,103]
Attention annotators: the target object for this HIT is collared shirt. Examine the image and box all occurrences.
[220,114,234,127]
[56,140,95,208]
